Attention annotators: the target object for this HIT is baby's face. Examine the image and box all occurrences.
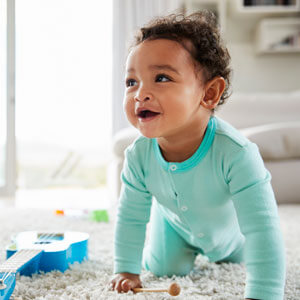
[124,39,206,139]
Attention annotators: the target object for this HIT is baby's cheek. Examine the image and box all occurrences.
[168,105,189,122]
[125,104,137,126]
[124,99,132,115]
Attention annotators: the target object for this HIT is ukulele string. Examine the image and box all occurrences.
[1,270,13,283]
[0,249,31,282]
[0,248,44,283]
[38,232,57,242]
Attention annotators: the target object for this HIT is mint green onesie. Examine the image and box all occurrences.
[114,116,285,300]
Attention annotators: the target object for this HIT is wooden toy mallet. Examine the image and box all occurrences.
[133,282,181,296]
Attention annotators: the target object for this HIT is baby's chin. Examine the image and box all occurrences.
[131,124,158,139]
[139,131,159,139]
[135,127,160,139]
[129,120,162,139]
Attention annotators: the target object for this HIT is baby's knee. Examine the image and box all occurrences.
[143,249,195,277]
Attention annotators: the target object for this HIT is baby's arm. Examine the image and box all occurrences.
[112,149,152,292]
[227,143,285,300]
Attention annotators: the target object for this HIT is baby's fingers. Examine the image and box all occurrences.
[121,279,133,292]
[109,280,116,291]
[114,278,124,293]
[111,274,142,293]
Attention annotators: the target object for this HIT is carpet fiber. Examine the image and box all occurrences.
[0,205,299,299]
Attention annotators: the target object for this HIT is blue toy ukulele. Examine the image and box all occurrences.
[0,231,89,300]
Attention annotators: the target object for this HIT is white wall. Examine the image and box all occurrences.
[228,42,300,93]
[226,12,300,94]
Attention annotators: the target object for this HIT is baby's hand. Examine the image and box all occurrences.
[111,272,142,293]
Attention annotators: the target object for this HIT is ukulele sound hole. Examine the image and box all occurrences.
[34,241,51,244]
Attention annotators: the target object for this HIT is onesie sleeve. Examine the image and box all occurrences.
[226,142,285,300]
[114,147,152,274]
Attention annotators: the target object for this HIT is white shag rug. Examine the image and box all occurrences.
[0,205,299,300]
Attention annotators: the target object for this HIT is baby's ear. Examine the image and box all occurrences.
[201,76,226,110]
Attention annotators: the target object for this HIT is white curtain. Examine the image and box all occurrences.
[112,0,183,135]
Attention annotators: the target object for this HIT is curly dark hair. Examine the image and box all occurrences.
[131,10,232,109]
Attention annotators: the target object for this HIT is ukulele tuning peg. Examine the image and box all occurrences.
[0,279,7,290]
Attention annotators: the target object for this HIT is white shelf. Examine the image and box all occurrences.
[260,45,300,53]
[237,0,300,14]
[255,17,300,54]
[184,0,300,55]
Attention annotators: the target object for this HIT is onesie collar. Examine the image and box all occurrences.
[152,116,216,173]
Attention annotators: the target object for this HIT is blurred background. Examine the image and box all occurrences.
[0,0,299,209]
[1,0,112,208]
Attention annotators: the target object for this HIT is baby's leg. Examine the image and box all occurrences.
[217,244,244,264]
[142,202,199,277]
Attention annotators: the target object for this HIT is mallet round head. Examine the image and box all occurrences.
[168,282,181,296]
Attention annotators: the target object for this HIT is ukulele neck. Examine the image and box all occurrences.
[0,249,43,273]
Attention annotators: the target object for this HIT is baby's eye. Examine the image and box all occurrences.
[126,78,137,87]
[155,74,171,82]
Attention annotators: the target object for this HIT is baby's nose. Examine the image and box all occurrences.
[134,95,151,102]
[134,87,153,102]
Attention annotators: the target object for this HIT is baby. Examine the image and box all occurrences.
[111,11,285,300]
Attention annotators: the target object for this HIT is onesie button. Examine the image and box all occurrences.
[181,206,188,212]
[170,164,177,171]
[197,232,205,238]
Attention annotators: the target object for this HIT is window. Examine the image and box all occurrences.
[15,0,112,191]
[0,0,7,191]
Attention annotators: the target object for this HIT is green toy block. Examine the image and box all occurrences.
[89,209,109,222]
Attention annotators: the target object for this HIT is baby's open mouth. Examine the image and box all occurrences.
[137,110,160,119]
